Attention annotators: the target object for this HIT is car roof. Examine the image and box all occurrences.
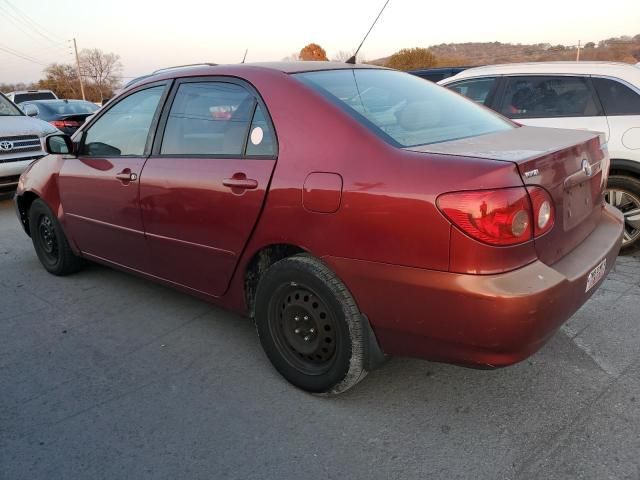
[440,61,640,85]
[25,99,89,104]
[126,61,386,89]
[7,89,56,94]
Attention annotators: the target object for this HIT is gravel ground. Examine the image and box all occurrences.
[1,197,639,480]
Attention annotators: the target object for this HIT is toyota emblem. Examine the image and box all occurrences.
[582,159,593,177]
[0,140,14,152]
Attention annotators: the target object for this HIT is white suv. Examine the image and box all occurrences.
[0,92,57,195]
[440,61,640,250]
[5,89,58,104]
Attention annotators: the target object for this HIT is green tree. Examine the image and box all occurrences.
[386,47,437,71]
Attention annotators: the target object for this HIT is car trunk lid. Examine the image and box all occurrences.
[407,126,608,265]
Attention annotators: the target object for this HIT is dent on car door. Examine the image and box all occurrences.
[497,75,610,140]
[139,79,278,297]
[58,83,169,271]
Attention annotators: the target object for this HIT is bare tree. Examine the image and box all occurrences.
[37,64,79,99]
[79,48,122,102]
[282,52,300,61]
[331,50,368,63]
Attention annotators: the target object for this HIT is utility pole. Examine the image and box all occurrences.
[576,39,581,62]
[72,38,86,100]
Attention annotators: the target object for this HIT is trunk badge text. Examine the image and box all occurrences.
[524,169,540,179]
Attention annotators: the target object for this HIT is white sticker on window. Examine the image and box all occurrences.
[250,126,264,145]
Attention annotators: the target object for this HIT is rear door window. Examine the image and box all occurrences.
[499,76,602,118]
[161,82,256,156]
[447,77,497,105]
[593,78,640,115]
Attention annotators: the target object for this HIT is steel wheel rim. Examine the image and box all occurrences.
[269,284,338,375]
[605,188,640,246]
[37,215,59,263]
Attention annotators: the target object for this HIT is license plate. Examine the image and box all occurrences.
[585,258,607,292]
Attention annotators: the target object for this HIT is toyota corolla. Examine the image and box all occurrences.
[14,62,623,394]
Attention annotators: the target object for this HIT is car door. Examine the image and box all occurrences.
[495,75,610,140]
[140,78,278,297]
[58,82,169,272]
[592,77,640,151]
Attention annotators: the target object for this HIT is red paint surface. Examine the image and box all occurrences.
[303,172,342,214]
[16,64,624,369]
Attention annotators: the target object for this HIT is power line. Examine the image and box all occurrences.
[0,4,69,56]
[2,0,67,47]
[0,43,48,66]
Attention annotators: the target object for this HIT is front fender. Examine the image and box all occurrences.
[15,154,80,254]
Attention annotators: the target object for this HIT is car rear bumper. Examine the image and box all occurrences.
[324,204,624,367]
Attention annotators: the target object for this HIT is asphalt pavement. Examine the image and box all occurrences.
[1,197,639,480]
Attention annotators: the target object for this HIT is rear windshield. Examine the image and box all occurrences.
[295,69,513,147]
[14,92,56,103]
[38,100,99,117]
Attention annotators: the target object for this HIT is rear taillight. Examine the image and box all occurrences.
[437,188,533,246]
[437,186,556,246]
[527,186,555,236]
[50,120,81,129]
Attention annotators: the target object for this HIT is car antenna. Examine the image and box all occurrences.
[241,49,248,63]
[346,0,391,64]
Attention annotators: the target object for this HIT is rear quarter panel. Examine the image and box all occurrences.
[222,69,526,312]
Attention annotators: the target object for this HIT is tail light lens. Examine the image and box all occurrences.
[437,188,533,246]
[527,186,555,236]
[50,120,81,129]
[437,186,556,246]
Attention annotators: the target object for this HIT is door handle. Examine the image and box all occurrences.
[115,169,138,182]
[223,175,258,190]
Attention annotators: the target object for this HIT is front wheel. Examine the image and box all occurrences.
[605,175,640,252]
[28,199,84,275]
[254,254,368,395]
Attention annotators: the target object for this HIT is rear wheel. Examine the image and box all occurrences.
[28,199,84,275]
[605,175,640,252]
[254,254,367,395]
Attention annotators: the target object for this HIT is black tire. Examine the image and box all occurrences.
[606,175,640,253]
[28,199,84,275]
[254,254,367,395]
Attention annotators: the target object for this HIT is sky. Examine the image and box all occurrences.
[1,0,639,84]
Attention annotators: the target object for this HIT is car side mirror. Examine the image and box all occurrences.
[23,104,38,117]
[45,134,74,155]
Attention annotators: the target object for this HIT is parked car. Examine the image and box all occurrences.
[15,62,623,394]
[439,61,640,250]
[5,89,58,104]
[0,92,57,195]
[21,99,100,135]
[409,66,471,82]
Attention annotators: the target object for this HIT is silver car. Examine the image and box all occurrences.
[0,92,57,195]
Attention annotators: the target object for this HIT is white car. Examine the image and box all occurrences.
[440,61,640,250]
[5,89,58,104]
[0,92,57,195]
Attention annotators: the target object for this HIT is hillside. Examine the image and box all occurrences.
[372,34,640,68]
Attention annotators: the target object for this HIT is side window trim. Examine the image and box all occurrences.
[79,80,172,157]
[151,76,278,159]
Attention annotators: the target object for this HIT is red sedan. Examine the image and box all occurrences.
[15,62,623,394]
